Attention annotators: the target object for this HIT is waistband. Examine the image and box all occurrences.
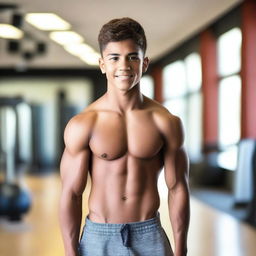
[84,212,162,235]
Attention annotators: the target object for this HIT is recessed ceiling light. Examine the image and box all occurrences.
[49,31,83,45]
[80,52,101,66]
[25,13,71,31]
[64,43,95,56]
[0,24,24,39]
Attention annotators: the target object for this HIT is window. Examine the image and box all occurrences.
[218,76,241,147]
[163,53,202,162]
[217,28,242,77]
[140,75,154,99]
[217,27,242,170]
[163,60,186,99]
[185,52,202,92]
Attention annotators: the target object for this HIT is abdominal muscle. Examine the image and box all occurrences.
[87,154,163,224]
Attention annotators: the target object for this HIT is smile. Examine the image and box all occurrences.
[115,75,133,78]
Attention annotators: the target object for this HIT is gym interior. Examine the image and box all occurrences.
[0,1,256,255]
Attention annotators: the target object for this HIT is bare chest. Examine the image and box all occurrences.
[89,111,163,160]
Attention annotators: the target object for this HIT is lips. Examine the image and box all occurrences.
[115,74,133,78]
[115,74,133,81]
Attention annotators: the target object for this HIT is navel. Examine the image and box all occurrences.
[121,196,127,201]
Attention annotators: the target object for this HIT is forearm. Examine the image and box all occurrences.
[59,191,83,256]
[168,185,190,256]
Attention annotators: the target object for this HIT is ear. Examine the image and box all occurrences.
[99,57,106,74]
[142,57,149,73]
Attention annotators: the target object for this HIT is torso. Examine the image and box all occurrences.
[84,95,169,223]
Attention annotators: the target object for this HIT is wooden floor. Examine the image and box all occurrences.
[0,172,256,256]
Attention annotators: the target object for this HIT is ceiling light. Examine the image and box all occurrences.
[25,13,71,31]
[49,31,83,45]
[64,43,95,56]
[0,24,23,39]
[80,52,101,66]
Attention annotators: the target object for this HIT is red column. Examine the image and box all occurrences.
[200,29,218,150]
[241,0,256,138]
[151,66,163,103]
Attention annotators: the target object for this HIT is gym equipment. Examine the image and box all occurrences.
[0,97,32,221]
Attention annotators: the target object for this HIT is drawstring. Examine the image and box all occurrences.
[120,224,131,247]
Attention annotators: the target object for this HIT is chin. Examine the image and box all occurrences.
[116,84,133,91]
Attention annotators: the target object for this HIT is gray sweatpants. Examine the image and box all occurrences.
[78,213,173,256]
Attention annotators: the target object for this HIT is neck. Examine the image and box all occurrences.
[105,85,144,113]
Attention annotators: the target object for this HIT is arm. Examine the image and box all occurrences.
[163,116,190,256]
[59,113,94,256]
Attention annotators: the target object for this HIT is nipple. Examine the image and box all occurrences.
[101,153,107,159]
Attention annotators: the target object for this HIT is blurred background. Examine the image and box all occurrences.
[0,0,256,255]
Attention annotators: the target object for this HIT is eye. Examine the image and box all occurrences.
[128,55,139,61]
[109,56,119,61]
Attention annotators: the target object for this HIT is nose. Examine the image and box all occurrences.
[119,58,131,71]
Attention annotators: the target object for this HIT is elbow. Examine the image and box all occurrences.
[168,178,190,193]
[60,187,82,205]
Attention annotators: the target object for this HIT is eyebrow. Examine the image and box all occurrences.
[107,52,139,56]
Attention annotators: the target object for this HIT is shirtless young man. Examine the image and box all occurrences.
[59,18,190,256]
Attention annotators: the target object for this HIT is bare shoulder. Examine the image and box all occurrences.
[144,97,184,148]
[63,94,109,154]
[64,109,97,155]
[65,94,106,131]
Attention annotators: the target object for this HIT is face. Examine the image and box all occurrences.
[99,39,149,92]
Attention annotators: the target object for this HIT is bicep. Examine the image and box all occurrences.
[164,146,189,191]
[60,113,94,196]
[60,147,90,197]
[163,116,189,190]
[175,146,189,185]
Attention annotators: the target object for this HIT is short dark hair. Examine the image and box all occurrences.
[98,17,147,55]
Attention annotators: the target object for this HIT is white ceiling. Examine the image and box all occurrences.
[0,0,242,69]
